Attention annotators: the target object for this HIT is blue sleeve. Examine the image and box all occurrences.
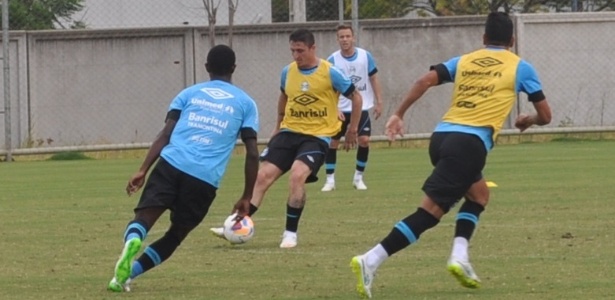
[366,51,377,74]
[442,56,461,82]
[280,65,290,92]
[329,65,353,94]
[242,98,260,132]
[327,56,335,65]
[168,89,188,111]
[516,60,543,94]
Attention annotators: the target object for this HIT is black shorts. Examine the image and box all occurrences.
[261,131,328,183]
[422,132,487,213]
[333,111,371,139]
[135,158,217,227]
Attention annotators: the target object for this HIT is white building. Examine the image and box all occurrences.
[72,0,272,29]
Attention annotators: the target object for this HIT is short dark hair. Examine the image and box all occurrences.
[206,44,235,75]
[484,12,513,46]
[289,29,315,47]
[336,24,353,34]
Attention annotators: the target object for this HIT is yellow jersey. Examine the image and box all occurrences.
[281,60,343,137]
[442,48,521,141]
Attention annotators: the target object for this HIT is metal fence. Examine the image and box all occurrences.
[2,1,615,160]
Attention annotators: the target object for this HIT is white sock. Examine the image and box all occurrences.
[283,230,297,237]
[326,174,335,183]
[451,237,469,261]
[364,244,389,270]
[354,171,363,181]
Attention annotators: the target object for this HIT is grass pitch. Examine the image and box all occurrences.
[1,140,614,299]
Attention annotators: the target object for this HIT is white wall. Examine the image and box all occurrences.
[72,0,271,29]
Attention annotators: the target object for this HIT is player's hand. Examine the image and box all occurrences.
[126,171,146,196]
[337,111,345,121]
[232,198,251,220]
[343,128,358,151]
[374,102,383,120]
[385,114,404,141]
[515,114,534,132]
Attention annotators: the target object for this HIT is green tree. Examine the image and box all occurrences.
[307,0,338,21]
[420,0,615,15]
[2,0,85,30]
[271,0,339,22]
[271,0,289,22]
[344,0,414,19]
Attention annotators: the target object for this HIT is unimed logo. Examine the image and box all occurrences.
[201,87,234,99]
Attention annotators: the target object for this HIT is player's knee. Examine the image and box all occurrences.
[467,196,489,207]
[256,168,277,186]
[288,169,309,187]
[358,136,370,147]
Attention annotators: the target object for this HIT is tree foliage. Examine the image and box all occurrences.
[344,0,415,19]
[412,0,615,16]
[3,0,85,30]
[272,0,339,22]
[271,0,615,22]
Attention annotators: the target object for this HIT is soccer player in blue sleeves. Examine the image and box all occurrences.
[107,45,260,292]
[211,28,362,248]
[350,12,552,298]
[322,24,383,191]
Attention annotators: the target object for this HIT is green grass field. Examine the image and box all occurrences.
[1,140,614,299]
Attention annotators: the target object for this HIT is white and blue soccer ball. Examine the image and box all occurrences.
[223,213,255,244]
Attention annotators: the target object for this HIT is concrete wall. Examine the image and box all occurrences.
[2,13,615,152]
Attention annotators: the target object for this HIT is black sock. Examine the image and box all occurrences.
[454,199,485,240]
[325,149,337,175]
[356,146,369,172]
[134,230,183,276]
[124,219,149,242]
[285,204,304,232]
[248,203,259,216]
[380,208,440,256]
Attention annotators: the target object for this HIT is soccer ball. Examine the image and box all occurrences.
[223,213,255,244]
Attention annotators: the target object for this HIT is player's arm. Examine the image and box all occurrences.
[274,66,289,135]
[144,110,179,169]
[275,91,288,133]
[369,73,383,119]
[514,61,552,132]
[345,88,362,135]
[126,109,178,195]
[234,128,259,217]
[367,52,383,120]
[332,65,362,150]
[385,66,444,141]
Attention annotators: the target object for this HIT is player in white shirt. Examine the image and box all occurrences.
[322,24,383,191]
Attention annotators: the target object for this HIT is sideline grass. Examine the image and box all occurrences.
[1,141,614,299]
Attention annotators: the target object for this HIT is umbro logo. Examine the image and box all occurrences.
[293,94,318,106]
[471,57,503,68]
[201,87,234,99]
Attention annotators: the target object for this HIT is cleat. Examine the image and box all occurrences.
[210,227,227,240]
[351,255,374,299]
[108,277,132,292]
[321,182,336,192]
[353,179,367,190]
[114,238,141,284]
[279,231,298,248]
[447,258,481,289]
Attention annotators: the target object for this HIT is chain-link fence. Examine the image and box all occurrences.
[2,0,615,159]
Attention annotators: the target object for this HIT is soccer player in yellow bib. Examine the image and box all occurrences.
[350,12,552,298]
[211,28,362,248]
